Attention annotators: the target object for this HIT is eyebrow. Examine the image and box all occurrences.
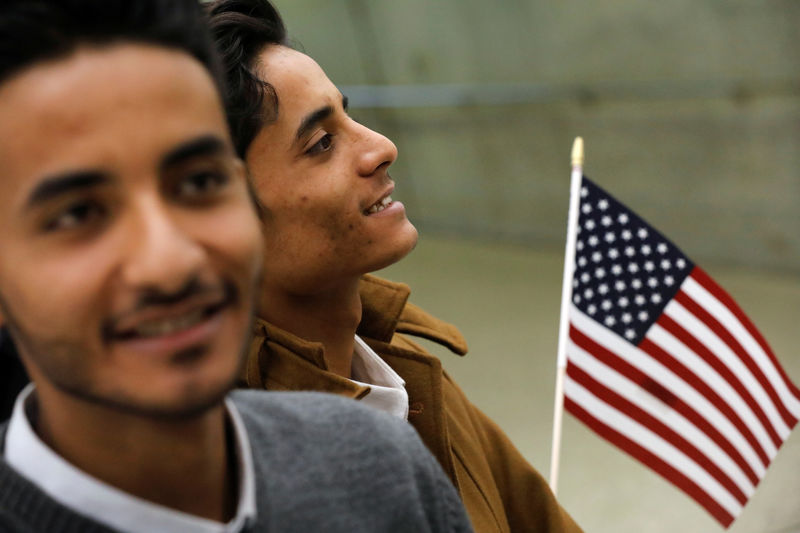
[26,171,108,208]
[25,135,229,208]
[294,95,349,143]
[295,106,333,143]
[160,134,228,171]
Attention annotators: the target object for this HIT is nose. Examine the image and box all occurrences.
[354,121,398,178]
[121,198,206,294]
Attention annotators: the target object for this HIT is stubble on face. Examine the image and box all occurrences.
[0,282,256,421]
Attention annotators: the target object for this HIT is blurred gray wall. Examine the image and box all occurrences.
[275,1,800,274]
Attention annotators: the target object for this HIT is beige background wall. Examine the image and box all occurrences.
[276,0,800,273]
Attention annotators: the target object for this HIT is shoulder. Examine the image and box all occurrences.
[230,389,418,447]
[0,512,34,533]
[229,394,473,532]
[231,388,387,422]
[230,390,443,500]
[395,302,468,355]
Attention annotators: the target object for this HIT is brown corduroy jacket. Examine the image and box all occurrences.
[242,274,582,533]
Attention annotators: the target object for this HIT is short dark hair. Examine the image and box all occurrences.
[0,0,225,95]
[205,0,288,157]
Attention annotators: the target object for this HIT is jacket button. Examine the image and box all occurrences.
[408,402,424,416]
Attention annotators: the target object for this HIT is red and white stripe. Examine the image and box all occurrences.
[564,266,800,528]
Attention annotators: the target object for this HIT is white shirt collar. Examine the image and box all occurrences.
[350,335,409,420]
[5,384,256,533]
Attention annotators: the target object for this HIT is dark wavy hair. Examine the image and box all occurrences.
[0,0,225,94]
[205,0,288,157]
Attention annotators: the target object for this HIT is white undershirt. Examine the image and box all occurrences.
[350,335,409,420]
[4,384,256,533]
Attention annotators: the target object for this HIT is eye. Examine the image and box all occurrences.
[176,170,230,199]
[305,133,334,156]
[45,200,106,232]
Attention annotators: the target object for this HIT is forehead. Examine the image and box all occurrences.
[255,46,340,125]
[0,43,228,202]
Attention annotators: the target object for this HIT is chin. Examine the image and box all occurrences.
[87,342,245,420]
[369,224,419,272]
[107,372,237,420]
[150,384,233,420]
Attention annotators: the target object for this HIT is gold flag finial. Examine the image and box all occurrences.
[571,136,584,167]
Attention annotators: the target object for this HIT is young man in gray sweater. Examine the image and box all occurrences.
[0,1,473,531]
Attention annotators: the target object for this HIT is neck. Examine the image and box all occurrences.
[259,277,362,378]
[31,386,236,522]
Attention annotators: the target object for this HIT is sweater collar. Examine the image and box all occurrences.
[3,386,256,533]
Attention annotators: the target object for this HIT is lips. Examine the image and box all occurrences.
[118,307,215,339]
[364,194,393,215]
[364,182,396,215]
[108,290,231,343]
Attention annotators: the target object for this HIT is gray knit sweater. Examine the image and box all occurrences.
[0,390,474,533]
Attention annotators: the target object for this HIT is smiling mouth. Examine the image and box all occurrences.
[364,195,393,215]
[121,306,218,339]
[110,295,230,342]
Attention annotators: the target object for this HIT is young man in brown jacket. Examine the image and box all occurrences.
[207,1,582,531]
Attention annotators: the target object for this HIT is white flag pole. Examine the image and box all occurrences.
[548,137,585,495]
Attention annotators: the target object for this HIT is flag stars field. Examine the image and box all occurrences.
[572,180,691,345]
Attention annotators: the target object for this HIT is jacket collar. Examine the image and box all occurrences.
[357,275,467,355]
[246,275,467,386]
[245,319,371,398]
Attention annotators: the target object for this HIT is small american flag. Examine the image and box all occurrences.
[564,176,800,528]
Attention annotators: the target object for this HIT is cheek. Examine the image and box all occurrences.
[283,200,362,254]
[201,205,263,276]
[320,207,363,244]
[256,172,365,252]
[0,241,111,334]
